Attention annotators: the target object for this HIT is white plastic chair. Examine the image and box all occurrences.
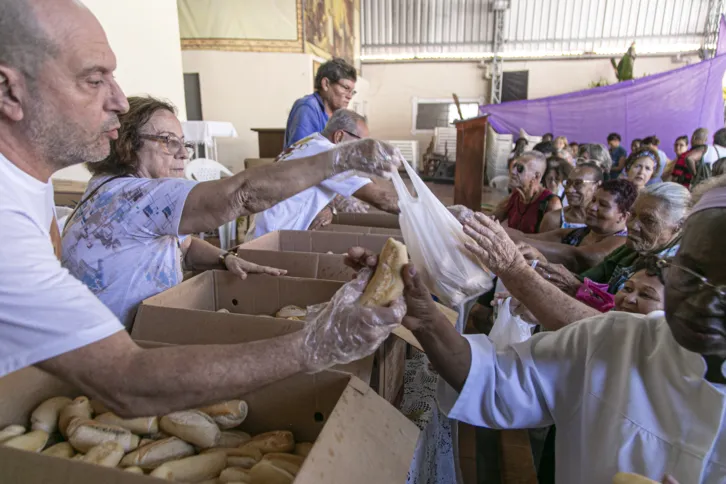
[184,158,236,250]
[489,175,509,190]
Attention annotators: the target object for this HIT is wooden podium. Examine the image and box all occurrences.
[453,115,489,210]
[251,128,285,158]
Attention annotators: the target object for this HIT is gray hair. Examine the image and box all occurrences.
[578,143,613,174]
[691,174,726,208]
[641,182,691,226]
[0,0,57,80]
[321,109,367,138]
[692,127,709,145]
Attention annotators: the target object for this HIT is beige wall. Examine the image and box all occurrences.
[362,55,699,149]
[54,0,186,181]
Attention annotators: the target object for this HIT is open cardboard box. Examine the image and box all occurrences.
[0,363,419,483]
[52,179,87,207]
[134,271,408,404]
[318,224,402,236]
[332,212,400,229]
[235,250,356,282]
[239,230,402,255]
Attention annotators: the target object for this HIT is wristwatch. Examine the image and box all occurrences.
[218,250,237,266]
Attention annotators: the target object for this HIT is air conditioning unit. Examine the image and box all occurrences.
[386,140,420,172]
[433,127,457,162]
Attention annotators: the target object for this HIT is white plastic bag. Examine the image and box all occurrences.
[390,159,494,306]
[489,298,536,348]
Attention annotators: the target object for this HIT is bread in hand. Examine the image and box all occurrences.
[359,238,408,306]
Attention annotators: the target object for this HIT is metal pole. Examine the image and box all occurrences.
[490,1,508,104]
[703,0,724,58]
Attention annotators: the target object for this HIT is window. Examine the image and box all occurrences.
[412,98,481,132]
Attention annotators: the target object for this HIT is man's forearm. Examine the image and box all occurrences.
[353,182,400,214]
[42,331,308,418]
[500,265,600,331]
[184,237,225,271]
[412,315,472,392]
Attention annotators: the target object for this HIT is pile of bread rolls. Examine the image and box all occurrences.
[0,396,311,483]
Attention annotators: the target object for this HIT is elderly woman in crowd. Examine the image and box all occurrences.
[508,179,637,273]
[351,175,726,483]
[541,157,572,201]
[61,96,403,328]
[623,146,660,190]
[612,257,665,315]
[577,143,613,175]
[492,151,562,234]
[539,162,603,232]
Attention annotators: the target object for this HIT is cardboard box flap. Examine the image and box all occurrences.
[241,230,401,254]
[319,224,402,236]
[143,270,216,310]
[297,374,419,484]
[332,212,400,229]
[236,249,357,282]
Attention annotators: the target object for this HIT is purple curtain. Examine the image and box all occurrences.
[480,55,726,159]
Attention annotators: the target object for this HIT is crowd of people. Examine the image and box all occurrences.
[0,1,725,484]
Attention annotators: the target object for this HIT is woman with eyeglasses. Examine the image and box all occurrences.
[539,162,603,232]
[492,151,562,234]
[61,96,403,328]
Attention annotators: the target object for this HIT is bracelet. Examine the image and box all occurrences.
[218,250,237,265]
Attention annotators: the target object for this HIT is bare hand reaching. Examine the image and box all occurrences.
[225,255,287,279]
[462,212,528,277]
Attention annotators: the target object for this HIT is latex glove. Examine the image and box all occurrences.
[308,205,334,231]
[447,205,475,225]
[534,260,582,296]
[301,268,406,372]
[331,139,404,178]
[462,212,528,277]
[333,194,370,213]
[225,255,287,279]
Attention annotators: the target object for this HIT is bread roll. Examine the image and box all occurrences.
[95,412,159,435]
[216,430,251,448]
[248,460,294,484]
[261,453,304,476]
[293,442,312,458]
[203,446,262,469]
[612,472,659,484]
[275,305,306,320]
[80,441,125,467]
[243,431,295,454]
[58,396,92,437]
[149,452,226,482]
[0,425,26,443]
[139,438,155,447]
[160,410,221,448]
[89,399,110,415]
[220,467,251,483]
[359,238,408,306]
[66,418,139,453]
[124,466,145,474]
[2,429,48,452]
[41,442,75,458]
[199,400,248,430]
[30,396,72,433]
[120,436,195,470]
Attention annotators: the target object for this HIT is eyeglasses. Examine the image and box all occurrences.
[140,134,195,158]
[656,258,726,299]
[512,163,525,174]
[564,179,598,189]
[335,82,357,96]
[341,130,361,140]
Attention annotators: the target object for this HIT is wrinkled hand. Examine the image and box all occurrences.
[447,205,475,225]
[534,261,581,295]
[333,194,370,213]
[300,268,406,372]
[517,242,548,265]
[225,255,287,279]
[344,246,379,272]
[331,139,404,178]
[462,212,528,276]
[308,205,334,231]
[401,264,448,333]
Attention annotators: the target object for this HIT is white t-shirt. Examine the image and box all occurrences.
[703,144,726,167]
[0,153,123,377]
[251,134,371,239]
[61,176,198,328]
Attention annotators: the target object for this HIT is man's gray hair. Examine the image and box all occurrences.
[641,182,692,226]
[0,0,57,79]
[578,143,613,174]
[692,127,709,145]
[322,109,367,138]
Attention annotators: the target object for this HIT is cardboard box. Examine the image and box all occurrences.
[52,179,87,207]
[240,230,402,254]
[332,212,400,229]
[0,366,419,483]
[318,224,402,236]
[135,271,407,404]
[236,250,356,282]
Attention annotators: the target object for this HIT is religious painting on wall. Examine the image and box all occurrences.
[305,0,359,65]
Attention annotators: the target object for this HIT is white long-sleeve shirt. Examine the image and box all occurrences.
[438,312,726,484]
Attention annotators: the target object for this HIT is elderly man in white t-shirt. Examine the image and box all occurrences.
[0,0,404,416]
[249,109,400,239]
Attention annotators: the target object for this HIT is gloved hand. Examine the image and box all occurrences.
[447,205,475,224]
[331,139,404,178]
[300,268,406,372]
[333,194,370,213]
